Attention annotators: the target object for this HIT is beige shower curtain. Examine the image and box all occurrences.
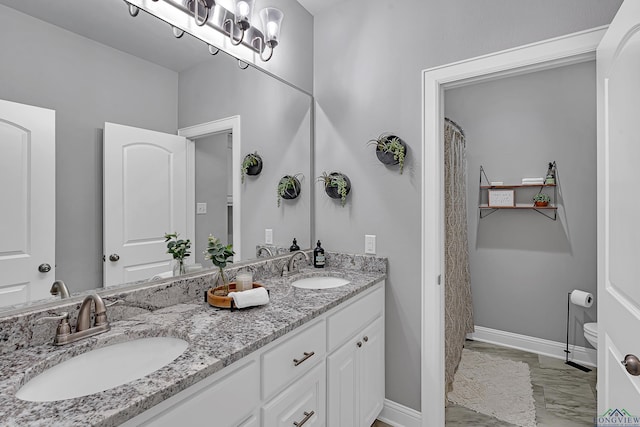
[444,118,474,396]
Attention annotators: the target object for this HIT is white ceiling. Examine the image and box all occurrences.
[296,0,346,16]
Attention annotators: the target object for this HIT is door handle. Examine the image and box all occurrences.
[108,254,120,262]
[38,263,52,273]
[622,354,640,376]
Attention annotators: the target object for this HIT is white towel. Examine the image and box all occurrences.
[522,177,544,182]
[228,287,269,309]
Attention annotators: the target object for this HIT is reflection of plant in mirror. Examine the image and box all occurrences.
[204,235,235,295]
[277,174,303,207]
[367,133,406,174]
[164,232,191,275]
[241,152,261,183]
[317,172,349,207]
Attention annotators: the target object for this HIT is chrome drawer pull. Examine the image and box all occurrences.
[293,351,315,366]
[293,410,315,426]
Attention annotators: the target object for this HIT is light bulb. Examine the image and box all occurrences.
[237,1,250,18]
[267,21,279,39]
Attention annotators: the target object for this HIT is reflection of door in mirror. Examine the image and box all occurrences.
[0,99,55,307]
[103,122,190,286]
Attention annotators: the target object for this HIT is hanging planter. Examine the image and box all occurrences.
[367,133,407,174]
[317,171,351,207]
[241,152,263,183]
[277,174,302,207]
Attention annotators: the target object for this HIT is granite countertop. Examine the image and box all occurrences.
[0,267,385,427]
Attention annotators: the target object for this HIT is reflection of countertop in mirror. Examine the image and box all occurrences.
[0,253,386,426]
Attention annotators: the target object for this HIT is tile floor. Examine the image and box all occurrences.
[446,340,598,427]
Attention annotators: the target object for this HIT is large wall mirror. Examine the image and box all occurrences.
[0,0,312,314]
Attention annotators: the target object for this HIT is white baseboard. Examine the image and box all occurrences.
[378,399,422,427]
[468,326,597,367]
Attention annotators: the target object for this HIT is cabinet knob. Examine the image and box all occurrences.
[108,254,120,262]
[363,336,369,343]
[357,341,362,348]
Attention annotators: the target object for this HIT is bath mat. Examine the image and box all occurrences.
[448,348,536,427]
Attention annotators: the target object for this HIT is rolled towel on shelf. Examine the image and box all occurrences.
[228,287,270,309]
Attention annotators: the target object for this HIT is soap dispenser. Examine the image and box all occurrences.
[313,240,325,268]
[290,238,300,252]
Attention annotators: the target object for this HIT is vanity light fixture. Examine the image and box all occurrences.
[125,0,284,63]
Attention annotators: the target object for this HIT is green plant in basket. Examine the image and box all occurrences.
[204,235,235,295]
[532,193,551,205]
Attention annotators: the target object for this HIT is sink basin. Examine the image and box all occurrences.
[16,336,188,402]
[291,276,350,290]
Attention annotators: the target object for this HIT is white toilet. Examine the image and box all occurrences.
[584,322,598,349]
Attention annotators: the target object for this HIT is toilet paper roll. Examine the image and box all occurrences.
[570,289,594,308]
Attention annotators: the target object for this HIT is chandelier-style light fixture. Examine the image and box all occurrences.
[126,0,284,63]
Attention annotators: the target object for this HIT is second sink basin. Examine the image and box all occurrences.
[16,336,188,402]
[291,276,350,290]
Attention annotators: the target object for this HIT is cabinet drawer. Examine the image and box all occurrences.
[262,319,326,399]
[327,284,383,352]
[262,361,326,427]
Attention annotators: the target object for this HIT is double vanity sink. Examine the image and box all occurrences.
[16,274,350,403]
[1,257,385,426]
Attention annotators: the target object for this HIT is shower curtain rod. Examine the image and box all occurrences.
[445,117,465,138]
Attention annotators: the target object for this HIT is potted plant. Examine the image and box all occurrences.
[277,174,303,207]
[367,133,407,174]
[204,235,235,296]
[164,232,191,276]
[317,171,351,207]
[241,152,263,183]
[533,193,551,207]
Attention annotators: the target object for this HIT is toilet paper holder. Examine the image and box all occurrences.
[564,290,593,372]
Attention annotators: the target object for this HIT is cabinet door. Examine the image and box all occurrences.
[327,336,359,427]
[359,317,385,426]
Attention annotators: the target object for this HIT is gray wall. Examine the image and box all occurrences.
[195,133,230,265]
[445,61,597,348]
[0,5,178,292]
[178,56,312,260]
[312,0,621,412]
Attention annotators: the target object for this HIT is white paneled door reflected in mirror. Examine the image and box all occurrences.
[0,0,312,312]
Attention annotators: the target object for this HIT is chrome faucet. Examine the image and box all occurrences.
[49,280,71,299]
[256,246,274,258]
[38,294,113,346]
[283,250,310,276]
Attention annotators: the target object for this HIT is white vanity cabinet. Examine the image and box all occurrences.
[327,287,385,427]
[122,280,384,427]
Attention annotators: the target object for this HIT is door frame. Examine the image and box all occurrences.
[178,116,242,260]
[420,26,606,426]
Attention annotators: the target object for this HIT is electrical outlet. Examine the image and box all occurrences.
[196,203,207,214]
[265,229,273,244]
[365,235,376,254]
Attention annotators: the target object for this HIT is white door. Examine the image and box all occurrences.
[103,122,189,286]
[597,0,640,417]
[0,99,55,306]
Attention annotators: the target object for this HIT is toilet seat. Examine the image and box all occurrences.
[584,322,598,348]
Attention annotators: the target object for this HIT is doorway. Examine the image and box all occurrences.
[420,27,606,427]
